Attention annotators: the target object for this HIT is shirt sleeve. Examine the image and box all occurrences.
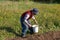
[32,16,35,19]
[24,14,31,26]
[25,14,30,20]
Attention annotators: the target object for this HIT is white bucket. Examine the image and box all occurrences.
[32,25,38,33]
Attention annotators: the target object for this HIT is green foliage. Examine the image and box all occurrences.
[0,0,60,3]
[0,1,60,40]
[0,0,30,1]
[32,0,60,3]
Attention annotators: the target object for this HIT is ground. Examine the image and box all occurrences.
[6,31,60,40]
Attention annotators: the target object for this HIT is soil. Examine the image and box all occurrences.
[6,31,60,40]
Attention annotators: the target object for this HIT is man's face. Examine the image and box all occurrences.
[31,10,37,15]
[33,12,37,15]
[32,12,36,15]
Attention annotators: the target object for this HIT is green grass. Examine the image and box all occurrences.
[0,1,60,40]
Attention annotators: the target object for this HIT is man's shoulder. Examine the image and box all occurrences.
[26,10,31,13]
[22,10,31,16]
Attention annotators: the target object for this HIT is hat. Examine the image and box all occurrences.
[32,8,38,15]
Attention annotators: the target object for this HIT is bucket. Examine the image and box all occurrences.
[32,25,38,33]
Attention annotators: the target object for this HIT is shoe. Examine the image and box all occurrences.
[30,32,34,35]
[21,34,26,38]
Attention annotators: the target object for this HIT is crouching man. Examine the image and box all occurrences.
[20,8,38,37]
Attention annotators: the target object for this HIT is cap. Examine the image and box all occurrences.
[32,8,38,15]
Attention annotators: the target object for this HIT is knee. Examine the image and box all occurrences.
[22,26,28,31]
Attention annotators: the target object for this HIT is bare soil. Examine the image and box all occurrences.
[6,31,60,40]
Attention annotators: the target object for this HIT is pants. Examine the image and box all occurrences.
[20,18,34,36]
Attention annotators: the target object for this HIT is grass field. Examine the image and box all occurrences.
[0,1,60,40]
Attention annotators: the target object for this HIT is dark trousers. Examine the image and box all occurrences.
[20,18,34,36]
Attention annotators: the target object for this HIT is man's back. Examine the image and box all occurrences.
[21,10,33,20]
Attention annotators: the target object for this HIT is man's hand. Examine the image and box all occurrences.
[24,20,32,27]
[28,24,32,27]
[32,16,38,25]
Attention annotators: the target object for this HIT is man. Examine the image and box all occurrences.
[20,8,38,37]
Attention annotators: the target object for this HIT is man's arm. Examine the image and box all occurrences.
[32,16,38,25]
[24,14,32,27]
